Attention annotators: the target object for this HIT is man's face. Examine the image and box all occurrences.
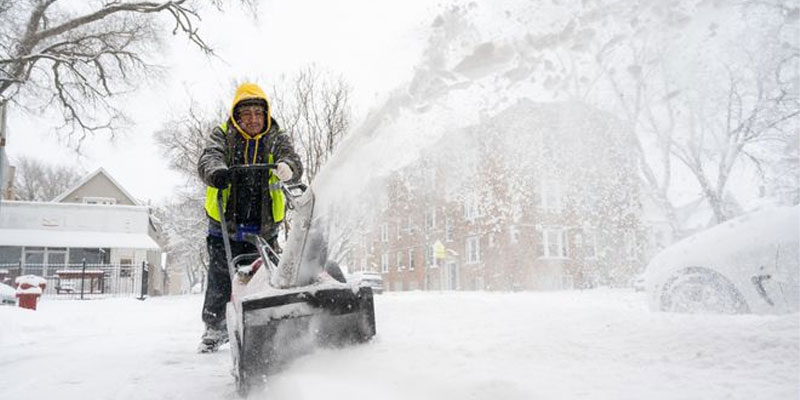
[237,105,265,136]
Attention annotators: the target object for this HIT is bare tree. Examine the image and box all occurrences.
[0,0,211,147]
[155,102,225,178]
[153,101,226,290]
[152,189,208,292]
[270,65,352,182]
[670,63,799,223]
[13,155,83,201]
[579,0,799,230]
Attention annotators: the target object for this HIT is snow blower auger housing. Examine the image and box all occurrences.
[218,164,376,396]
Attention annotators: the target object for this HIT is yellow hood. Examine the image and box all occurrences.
[230,82,272,139]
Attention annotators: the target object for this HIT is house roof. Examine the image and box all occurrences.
[51,167,140,205]
[0,229,160,249]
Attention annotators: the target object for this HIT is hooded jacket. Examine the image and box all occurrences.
[197,83,303,237]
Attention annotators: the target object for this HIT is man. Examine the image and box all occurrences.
[196,82,303,353]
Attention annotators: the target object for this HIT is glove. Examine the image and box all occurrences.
[209,167,230,189]
[275,162,293,181]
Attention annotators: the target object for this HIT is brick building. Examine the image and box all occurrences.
[347,100,646,291]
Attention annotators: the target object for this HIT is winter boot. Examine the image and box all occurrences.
[197,324,229,353]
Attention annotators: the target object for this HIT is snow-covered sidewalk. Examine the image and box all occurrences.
[0,290,797,400]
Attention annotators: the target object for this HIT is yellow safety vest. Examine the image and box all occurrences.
[203,123,286,224]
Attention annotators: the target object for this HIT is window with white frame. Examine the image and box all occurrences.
[380,223,388,242]
[396,222,402,239]
[537,228,568,258]
[408,248,415,270]
[426,208,436,230]
[396,251,404,270]
[464,196,479,220]
[537,179,562,212]
[466,236,481,264]
[381,253,389,273]
[583,230,597,259]
[406,216,415,234]
[426,244,434,267]
[445,217,454,242]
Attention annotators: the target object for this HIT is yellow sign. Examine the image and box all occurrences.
[433,240,446,260]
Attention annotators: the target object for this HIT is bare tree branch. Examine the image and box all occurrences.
[0,0,213,147]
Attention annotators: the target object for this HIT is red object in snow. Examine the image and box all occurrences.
[14,277,46,311]
[16,290,40,310]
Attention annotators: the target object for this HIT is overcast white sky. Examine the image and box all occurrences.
[6,0,442,204]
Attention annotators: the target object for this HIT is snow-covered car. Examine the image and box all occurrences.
[349,271,384,294]
[645,205,799,314]
[0,282,16,306]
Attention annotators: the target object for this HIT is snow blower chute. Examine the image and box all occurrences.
[218,164,376,396]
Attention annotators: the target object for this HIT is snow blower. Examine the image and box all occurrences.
[219,164,376,396]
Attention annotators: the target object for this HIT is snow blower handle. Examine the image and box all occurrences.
[216,189,236,283]
[227,163,279,173]
[228,163,307,209]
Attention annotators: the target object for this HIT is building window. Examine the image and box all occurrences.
[583,231,597,259]
[406,216,415,235]
[408,248,415,270]
[537,228,568,259]
[82,196,117,205]
[466,236,481,264]
[381,253,389,273]
[425,208,436,230]
[537,179,562,212]
[445,217,454,242]
[46,248,67,275]
[0,246,22,264]
[396,251,403,270]
[380,223,388,242]
[23,247,44,277]
[68,248,110,264]
[464,196,479,220]
[396,222,402,239]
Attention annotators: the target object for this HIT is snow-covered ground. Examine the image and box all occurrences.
[1,290,797,400]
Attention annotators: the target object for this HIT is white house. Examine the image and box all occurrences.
[0,168,167,296]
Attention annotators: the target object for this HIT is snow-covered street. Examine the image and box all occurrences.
[1,290,797,400]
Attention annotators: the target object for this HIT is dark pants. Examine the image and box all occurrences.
[201,235,260,329]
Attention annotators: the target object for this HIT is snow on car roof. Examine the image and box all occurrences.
[0,282,15,298]
[650,205,799,267]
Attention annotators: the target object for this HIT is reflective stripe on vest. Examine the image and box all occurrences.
[204,122,286,224]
